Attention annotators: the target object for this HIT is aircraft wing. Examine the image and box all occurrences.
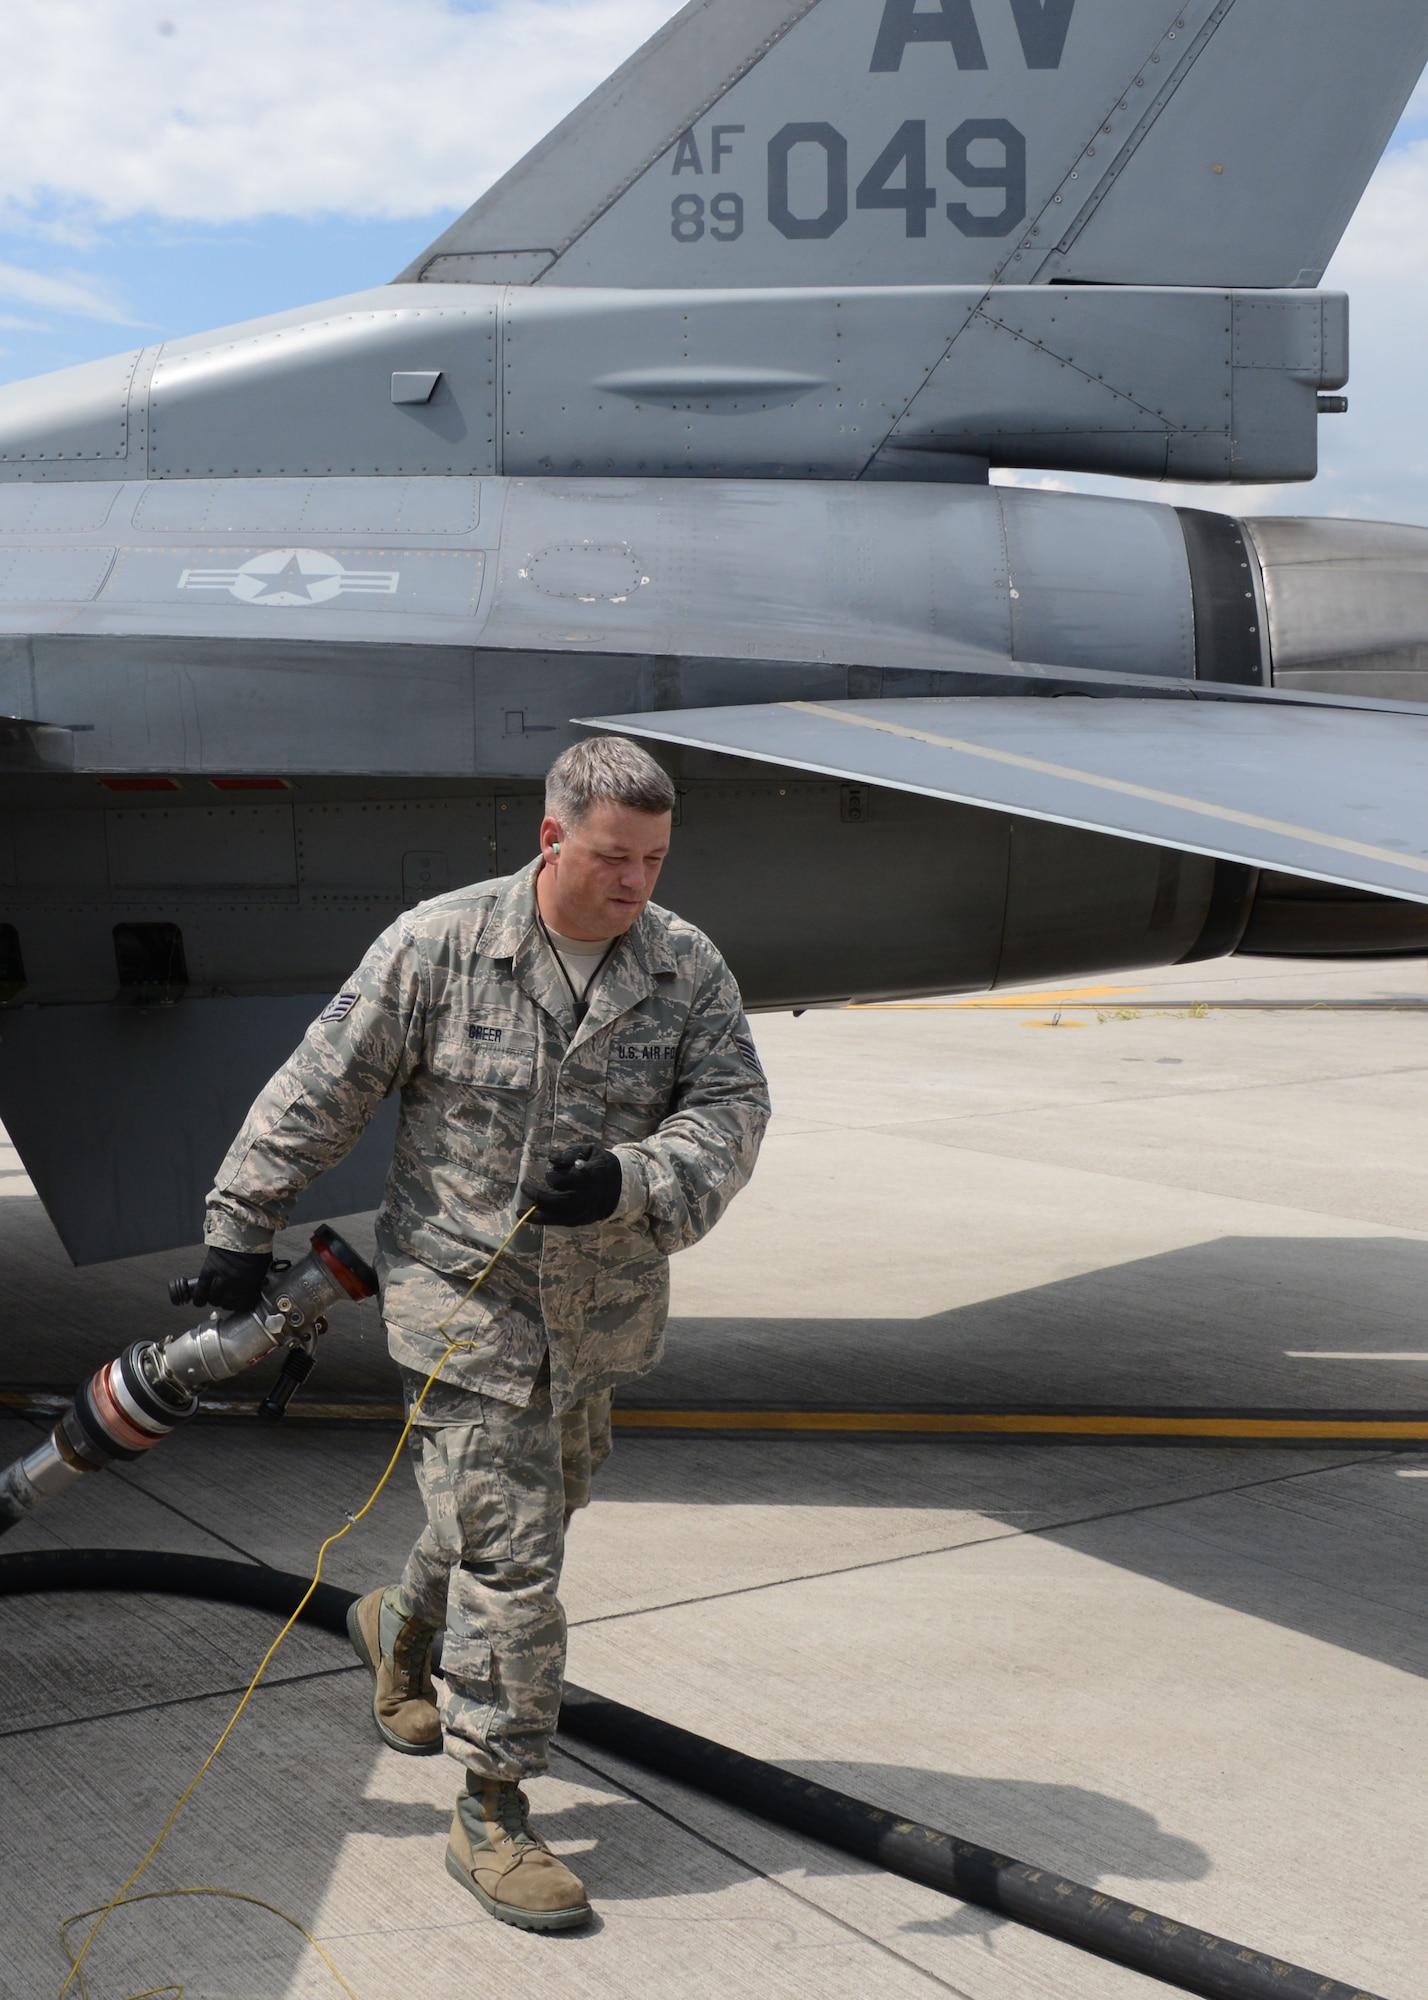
[584,695,1428,906]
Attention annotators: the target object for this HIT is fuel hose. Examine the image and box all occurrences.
[0,1546,1383,2000]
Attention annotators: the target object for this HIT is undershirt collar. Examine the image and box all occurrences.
[535,910,619,1021]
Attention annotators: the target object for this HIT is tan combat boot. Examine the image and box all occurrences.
[345,1585,441,1756]
[445,1777,592,1931]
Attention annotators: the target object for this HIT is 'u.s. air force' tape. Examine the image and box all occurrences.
[319,990,359,1024]
[734,1034,764,1078]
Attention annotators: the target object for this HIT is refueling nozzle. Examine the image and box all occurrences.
[0,1225,376,1535]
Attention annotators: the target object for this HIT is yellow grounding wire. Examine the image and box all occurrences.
[58,1207,538,2000]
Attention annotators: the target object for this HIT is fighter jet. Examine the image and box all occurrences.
[1,0,1427,1263]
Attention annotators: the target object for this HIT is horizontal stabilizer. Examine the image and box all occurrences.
[584,695,1428,903]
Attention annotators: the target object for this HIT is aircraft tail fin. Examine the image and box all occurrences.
[400,0,1428,291]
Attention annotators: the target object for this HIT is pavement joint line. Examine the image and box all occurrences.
[0,1660,362,1743]
[0,1404,269,1564]
[104,1469,275,1566]
[550,1740,981,1999]
[0,1445,1400,1712]
[6,1456,1380,1736]
[568,1453,1375,1632]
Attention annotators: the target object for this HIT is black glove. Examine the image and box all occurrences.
[521,1144,622,1227]
[190,1245,273,1313]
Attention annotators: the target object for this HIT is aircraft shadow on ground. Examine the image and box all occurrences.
[8,1210,1428,1412]
[635,1235,1428,1414]
[597,1236,1428,1687]
[5,1226,1428,1685]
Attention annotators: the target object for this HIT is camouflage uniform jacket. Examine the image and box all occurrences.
[203,859,770,1411]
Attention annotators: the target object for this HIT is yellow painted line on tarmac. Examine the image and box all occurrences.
[6,1391,1425,1440]
[851,985,1140,1010]
[853,1000,1428,1013]
[609,1410,1428,1439]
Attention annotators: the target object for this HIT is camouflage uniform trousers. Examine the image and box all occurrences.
[393,1361,613,1781]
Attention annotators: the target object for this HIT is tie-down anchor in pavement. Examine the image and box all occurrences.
[0,1224,376,1534]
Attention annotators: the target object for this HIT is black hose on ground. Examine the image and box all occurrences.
[556,1685,1379,2000]
[0,1544,357,1632]
[0,1549,1384,2000]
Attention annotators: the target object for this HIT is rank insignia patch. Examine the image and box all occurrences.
[734,1034,764,1078]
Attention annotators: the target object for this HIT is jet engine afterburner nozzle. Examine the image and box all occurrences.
[0,1226,376,1535]
[1243,515,1428,703]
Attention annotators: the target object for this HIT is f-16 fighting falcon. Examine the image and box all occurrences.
[0,0,1426,1284]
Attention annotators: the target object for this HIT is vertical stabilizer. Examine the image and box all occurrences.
[400,0,1428,290]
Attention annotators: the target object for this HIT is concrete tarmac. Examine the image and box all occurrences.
[1,952,1426,1998]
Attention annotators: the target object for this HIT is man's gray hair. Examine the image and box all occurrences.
[545,735,676,826]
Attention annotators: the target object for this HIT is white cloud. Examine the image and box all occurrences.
[0,0,678,223]
[1297,141,1428,524]
[1339,138,1428,284]
[0,257,129,320]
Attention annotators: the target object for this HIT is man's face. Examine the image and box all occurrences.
[537,800,673,938]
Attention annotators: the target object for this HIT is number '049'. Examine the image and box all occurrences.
[669,120,1028,241]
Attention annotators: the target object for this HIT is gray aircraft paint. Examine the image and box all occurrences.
[0,283,1345,487]
[0,478,1204,785]
[405,0,1428,290]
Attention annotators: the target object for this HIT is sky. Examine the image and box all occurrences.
[0,0,1424,523]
